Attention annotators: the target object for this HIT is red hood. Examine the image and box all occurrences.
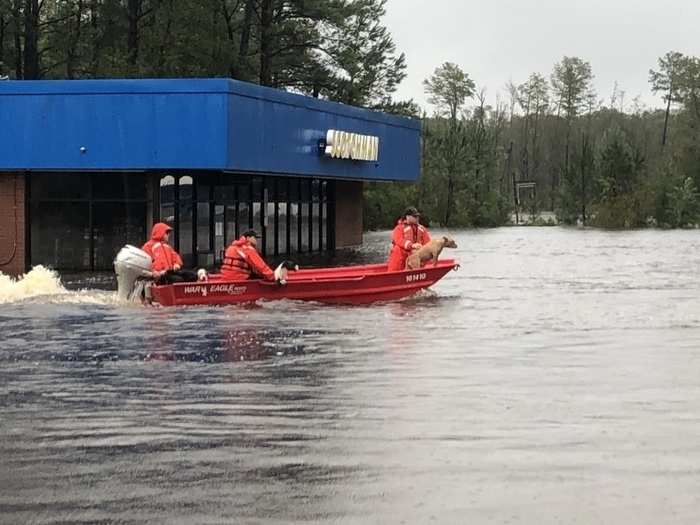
[150,222,172,241]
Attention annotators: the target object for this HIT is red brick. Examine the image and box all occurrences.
[0,173,26,276]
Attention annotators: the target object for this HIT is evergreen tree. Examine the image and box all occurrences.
[319,0,407,109]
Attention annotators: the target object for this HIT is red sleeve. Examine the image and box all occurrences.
[246,249,274,280]
[392,225,413,253]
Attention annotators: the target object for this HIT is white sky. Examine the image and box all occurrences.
[384,0,700,112]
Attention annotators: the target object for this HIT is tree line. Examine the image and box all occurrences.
[366,53,700,229]
[0,0,413,112]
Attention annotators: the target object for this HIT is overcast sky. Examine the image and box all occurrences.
[383,0,700,113]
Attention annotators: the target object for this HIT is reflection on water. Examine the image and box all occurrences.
[2,228,700,524]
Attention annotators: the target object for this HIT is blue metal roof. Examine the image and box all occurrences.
[0,79,421,182]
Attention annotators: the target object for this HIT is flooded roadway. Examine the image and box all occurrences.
[2,228,700,524]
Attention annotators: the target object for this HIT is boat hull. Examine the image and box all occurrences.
[150,259,459,306]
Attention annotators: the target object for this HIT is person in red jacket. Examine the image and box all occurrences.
[142,222,197,284]
[387,206,431,271]
[220,230,275,281]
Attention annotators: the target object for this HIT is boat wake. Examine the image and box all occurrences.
[0,266,117,305]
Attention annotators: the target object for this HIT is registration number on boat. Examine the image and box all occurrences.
[405,272,427,283]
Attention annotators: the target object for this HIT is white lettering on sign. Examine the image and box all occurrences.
[325,129,379,161]
[405,272,427,283]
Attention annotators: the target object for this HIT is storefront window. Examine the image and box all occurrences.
[94,173,147,200]
[300,202,310,252]
[159,175,175,226]
[312,202,320,252]
[93,202,146,269]
[237,185,251,236]
[30,172,334,272]
[252,202,262,238]
[225,204,237,246]
[266,200,276,255]
[31,201,91,270]
[30,173,147,271]
[178,176,194,266]
[289,180,300,253]
[321,181,328,250]
[196,202,210,254]
[31,174,90,200]
[214,204,225,262]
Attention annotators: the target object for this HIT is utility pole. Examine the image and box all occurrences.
[507,142,518,225]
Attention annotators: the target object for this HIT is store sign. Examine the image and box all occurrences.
[323,129,379,161]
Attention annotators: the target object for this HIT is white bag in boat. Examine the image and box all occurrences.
[114,245,154,302]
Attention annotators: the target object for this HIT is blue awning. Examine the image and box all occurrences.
[0,78,421,182]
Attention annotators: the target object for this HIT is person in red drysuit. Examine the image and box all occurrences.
[142,222,196,284]
[387,206,431,272]
[220,230,275,281]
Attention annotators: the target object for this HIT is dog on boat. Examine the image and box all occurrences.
[405,236,457,270]
[274,260,299,285]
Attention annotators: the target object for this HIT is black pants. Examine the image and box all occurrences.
[158,269,198,284]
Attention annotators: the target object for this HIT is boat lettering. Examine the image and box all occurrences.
[210,284,247,295]
[406,272,427,283]
[183,284,247,296]
[183,285,208,296]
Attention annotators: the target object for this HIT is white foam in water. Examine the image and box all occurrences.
[0,266,116,305]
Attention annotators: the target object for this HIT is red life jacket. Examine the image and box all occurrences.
[221,238,252,279]
[220,237,275,281]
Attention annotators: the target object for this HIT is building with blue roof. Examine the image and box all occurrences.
[0,78,421,274]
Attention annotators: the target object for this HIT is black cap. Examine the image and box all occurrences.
[242,229,259,238]
[403,206,420,217]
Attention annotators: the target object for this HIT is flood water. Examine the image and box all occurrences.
[2,227,700,524]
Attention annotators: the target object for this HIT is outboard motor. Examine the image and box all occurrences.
[114,245,154,302]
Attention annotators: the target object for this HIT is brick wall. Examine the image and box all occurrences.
[334,180,363,248]
[0,173,26,276]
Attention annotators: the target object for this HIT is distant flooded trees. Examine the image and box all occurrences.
[365,54,700,230]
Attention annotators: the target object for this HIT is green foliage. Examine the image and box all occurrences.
[0,0,408,111]
[590,193,645,229]
[363,182,418,230]
[653,163,700,228]
[649,51,686,104]
[319,0,407,109]
[551,56,595,121]
[596,126,644,200]
[557,132,595,224]
[423,62,476,122]
[668,176,700,227]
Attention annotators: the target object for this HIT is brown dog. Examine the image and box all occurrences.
[405,236,458,269]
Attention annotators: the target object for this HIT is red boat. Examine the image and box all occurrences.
[150,259,459,306]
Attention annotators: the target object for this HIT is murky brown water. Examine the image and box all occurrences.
[2,228,700,524]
